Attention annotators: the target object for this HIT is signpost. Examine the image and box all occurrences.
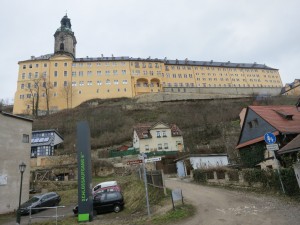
[264,132,285,194]
[266,144,279,151]
[76,121,93,222]
[264,132,276,144]
[145,157,161,163]
[127,159,143,165]
[139,153,151,218]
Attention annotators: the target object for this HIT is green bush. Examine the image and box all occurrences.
[279,168,300,196]
[193,169,207,183]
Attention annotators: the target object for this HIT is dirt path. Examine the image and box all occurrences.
[165,178,300,225]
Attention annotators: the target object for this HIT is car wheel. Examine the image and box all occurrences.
[113,205,121,213]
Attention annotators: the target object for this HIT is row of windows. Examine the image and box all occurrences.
[21,72,47,79]
[21,62,277,74]
[71,70,127,77]
[164,83,282,88]
[19,87,129,99]
[156,131,167,138]
[145,143,169,151]
[194,77,281,83]
[131,70,162,76]
[132,62,161,69]
[22,63,48,69]
[72,62,126,67]
[71,80,128,86]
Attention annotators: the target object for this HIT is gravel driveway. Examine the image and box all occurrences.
[165,178,300,225]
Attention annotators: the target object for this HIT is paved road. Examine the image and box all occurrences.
[165,178,300,225]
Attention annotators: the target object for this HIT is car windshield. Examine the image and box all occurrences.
[26,197,40,203]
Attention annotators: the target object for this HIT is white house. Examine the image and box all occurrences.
[133,122,184,153]
[175,154,229,177]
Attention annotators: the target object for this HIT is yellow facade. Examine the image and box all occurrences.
[13,15,283,115]
[281,79,300,96]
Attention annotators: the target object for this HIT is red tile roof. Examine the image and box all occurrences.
[133,122,182,139]
[249,105,300,133]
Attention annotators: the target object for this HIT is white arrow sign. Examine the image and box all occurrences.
[145,157,161,163]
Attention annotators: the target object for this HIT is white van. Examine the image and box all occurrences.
[92,181,118,194]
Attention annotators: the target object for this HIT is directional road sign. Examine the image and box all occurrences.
[145,157,161,163]
[264,132,276,144]
[127,159,143,165]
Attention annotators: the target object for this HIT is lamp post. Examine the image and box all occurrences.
[16,162,26,225]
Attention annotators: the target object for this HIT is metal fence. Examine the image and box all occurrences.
[28,206,65,225]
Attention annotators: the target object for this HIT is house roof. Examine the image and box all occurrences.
[32,129,64,140]
[0,111,33,122]
[236,105,300,149]
[278,134,300,154]
[248,105,300,134]
[133,122,182,139]
[19,54,277,70]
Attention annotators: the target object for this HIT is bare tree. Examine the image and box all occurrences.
[60,81,75,109]
[24,75,44,117]
[41,77,53,115]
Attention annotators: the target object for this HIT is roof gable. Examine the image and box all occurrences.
[237,107,276,148]
[250,105,300,133]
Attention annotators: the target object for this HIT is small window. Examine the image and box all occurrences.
[22,134,29,143]
[158,144,162,150]
[156,131,161,138]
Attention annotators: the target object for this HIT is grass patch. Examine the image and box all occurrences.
[135,204,195,225]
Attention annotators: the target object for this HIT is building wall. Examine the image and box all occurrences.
[189,156,229,169]
[0,114,32,214]
[13,57,283,115]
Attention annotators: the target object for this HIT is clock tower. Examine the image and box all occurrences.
[54,14,77,57]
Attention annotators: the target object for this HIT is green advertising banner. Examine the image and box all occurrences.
[76,121,93,222]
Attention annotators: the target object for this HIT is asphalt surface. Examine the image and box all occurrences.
[165,178,300,225]
[1,205,74,225]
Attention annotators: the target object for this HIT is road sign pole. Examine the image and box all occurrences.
[141,155,151,217]
[271,151,286,194]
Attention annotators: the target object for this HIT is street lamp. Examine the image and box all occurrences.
[16,162,26,225]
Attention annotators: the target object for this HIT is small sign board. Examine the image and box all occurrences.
[0,175,7,185]
[266,144,279,151]
[264,132,276,144]
[127,159,143,165]
[172,189,183,201]
[145,157,161,163]
[171,189,183,209]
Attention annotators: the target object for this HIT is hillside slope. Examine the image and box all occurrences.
[32,95,298,163]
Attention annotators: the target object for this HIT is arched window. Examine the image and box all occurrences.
[60,43,64,51]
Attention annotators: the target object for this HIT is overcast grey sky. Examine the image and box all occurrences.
[1,0,299,103]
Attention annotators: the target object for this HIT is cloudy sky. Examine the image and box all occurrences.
[1,0,299,103]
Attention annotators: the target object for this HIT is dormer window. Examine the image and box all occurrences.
[248,119,259,128]
[60,43,64,51]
